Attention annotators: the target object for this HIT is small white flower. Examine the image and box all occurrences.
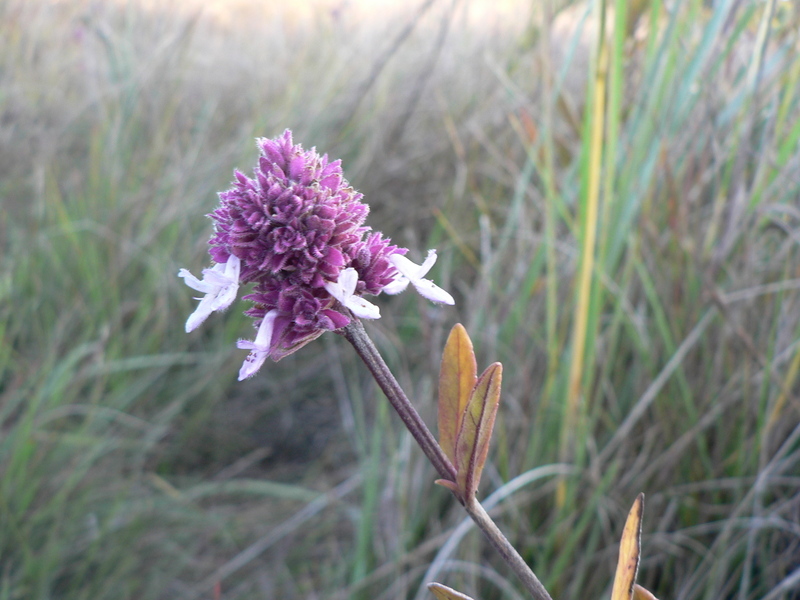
[237,309,278,380]
[324,268,381,319]
[383,250,455,305]
[178,255,241,333]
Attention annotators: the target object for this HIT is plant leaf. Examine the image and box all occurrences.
[632,584,659,600]
[454,362,502,502]
[428,582,476,600]
[438,324,477,464]
[610,493,645,600]
[433,479,459,494]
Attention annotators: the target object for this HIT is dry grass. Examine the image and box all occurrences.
[2,0,800,599]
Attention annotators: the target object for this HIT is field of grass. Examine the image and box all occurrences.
[2,0,800,598]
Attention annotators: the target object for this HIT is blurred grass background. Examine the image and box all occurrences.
[2,0,800,598]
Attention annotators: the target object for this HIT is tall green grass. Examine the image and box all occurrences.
[2,0,799,598]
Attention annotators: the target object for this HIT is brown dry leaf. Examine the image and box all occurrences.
[438,324,477,464]
[454,363,502,502]
[428,582,476,600]
[610,493,645,600]
[632,584,659,600]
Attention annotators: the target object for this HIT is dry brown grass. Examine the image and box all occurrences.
[3,0,800,598]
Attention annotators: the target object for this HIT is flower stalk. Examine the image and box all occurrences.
[339,319,456,483]
[340,318,553,600]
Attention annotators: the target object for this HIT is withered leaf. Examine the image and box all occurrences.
[438,324,477,464]
[632,584,659,600]
[610,493,645,600]
[428,582,476,600]
[454,363,502,502]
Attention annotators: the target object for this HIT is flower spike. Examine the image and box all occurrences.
[178,255,241,332]
[181,130,454,373]
[384,250,455,305]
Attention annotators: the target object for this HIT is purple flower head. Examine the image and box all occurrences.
[242,282,349,364]
[180,129,454,379]
[208,130,369,288]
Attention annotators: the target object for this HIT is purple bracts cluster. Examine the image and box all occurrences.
[208,130,405,364]
[209,131,372,287]
[180,129,454,379]
[351,232,406,295]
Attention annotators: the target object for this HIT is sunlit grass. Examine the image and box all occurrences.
[2,0,800,598]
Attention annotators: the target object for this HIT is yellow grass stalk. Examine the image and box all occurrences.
[557,8,609,507]
[767,341,800,432]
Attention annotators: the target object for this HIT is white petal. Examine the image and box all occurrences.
[253,310,278,347]
[324,268,360,305]
[238,349,268,381]
[386,250,453,304]
[195,263,230,290]
[416,249,438,278]
[214,283,239,312]
[223,254,241,280]
[345,295,381,319]
[339,268,359,297]
[381,276,409,295]
[180,257,240,332]
[323,279,345,303]
[411,278,455,305]
[184,296,216,332]
[324,269,378,318]
[236,311,278,381]
[388,254,420,279]
[178,269,211,293]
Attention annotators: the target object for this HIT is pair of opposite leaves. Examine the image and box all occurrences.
[431,325,659,600]
[435,323,502,506]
